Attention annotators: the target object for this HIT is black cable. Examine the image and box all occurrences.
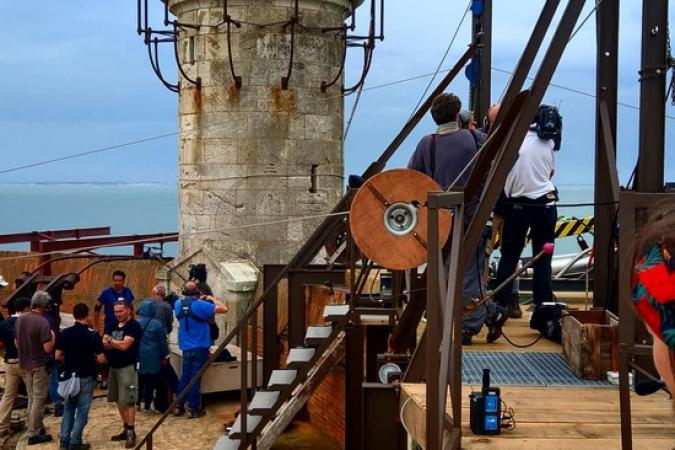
[500,399,516,431]
[500,313,573,348]
[500,329,545,348]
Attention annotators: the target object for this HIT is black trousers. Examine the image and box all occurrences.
[493,198,557,308]
[139,372,160,410]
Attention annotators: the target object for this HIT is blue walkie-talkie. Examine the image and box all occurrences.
[469,368,501,435]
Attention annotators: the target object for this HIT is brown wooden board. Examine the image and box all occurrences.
[349,169,452,270]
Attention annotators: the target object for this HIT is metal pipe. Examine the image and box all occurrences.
[636,0,668,192]
[593,0,620,310]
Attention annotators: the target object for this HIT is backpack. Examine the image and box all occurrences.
[176,297,207,331]
[176,297,220,341]
[530,303,566,342]
[532,105,562,150]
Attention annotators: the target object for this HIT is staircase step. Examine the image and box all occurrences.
[213,435,240,450]
[305,325,333,347]
[249,390,280,415]
[267,369,297,390]
[323,304,350,322]
[230,413,262,439]
[286,347,315,369]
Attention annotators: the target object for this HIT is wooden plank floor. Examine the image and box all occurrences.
[400,383,675,449]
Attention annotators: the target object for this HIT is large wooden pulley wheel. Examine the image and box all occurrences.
[349,169,453,270]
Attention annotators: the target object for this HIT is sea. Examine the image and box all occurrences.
[0,183,595,258]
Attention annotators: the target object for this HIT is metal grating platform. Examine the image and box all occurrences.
[462,352,612,387]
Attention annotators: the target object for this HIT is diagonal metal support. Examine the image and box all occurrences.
[598,101,621,208]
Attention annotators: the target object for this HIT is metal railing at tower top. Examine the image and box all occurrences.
[134,39,481,450]
[134,0,385,93]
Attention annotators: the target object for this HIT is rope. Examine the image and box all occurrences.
[343,81,365,141]
[568,0,604,42]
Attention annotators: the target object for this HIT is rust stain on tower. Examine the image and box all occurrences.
[227,83,240,107]
[271,86,297,113]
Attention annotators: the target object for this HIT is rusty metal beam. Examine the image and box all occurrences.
[593,0,620,311]
[636,0,668,193]
[470,0,492,122]
[38,232,178,253]
[262,264,285,383]
[387,271,426,353]
[0,227,111,245]
[425,201,442,450]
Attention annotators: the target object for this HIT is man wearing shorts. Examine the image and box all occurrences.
[103,301,142,448]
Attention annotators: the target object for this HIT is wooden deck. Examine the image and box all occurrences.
[401,297,675,449]
[400,383,675,449]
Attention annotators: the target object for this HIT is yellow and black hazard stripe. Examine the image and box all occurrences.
[554,216,594,238]
[489,216,594,250]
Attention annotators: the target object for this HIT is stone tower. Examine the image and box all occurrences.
[168,0,351,287]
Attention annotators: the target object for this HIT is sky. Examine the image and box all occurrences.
[0,1,674,186]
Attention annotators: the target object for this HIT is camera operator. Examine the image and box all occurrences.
[493,105,561,325]
[173,281,228,418]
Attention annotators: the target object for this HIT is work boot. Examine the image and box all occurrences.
[125,429,136,449]
[27,433,52,445]
[486,307,509,343]
[110,430,127,441]
[69,443,91,450]
[508,292,523,318]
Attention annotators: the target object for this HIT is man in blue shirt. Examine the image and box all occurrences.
[173,281,227,418]
[94,270,134,390]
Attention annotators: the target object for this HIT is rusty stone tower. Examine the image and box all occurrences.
[165,0,353,294]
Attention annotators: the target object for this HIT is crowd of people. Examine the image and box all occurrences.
[0,271,228,449]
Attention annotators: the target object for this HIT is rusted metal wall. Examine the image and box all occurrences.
[0,251,163,313]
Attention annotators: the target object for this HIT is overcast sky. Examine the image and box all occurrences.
[1,1,673,186]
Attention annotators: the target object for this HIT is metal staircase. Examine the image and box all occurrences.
[219,303,350,450]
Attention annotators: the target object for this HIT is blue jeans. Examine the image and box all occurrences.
[49,361,63,409]
[60,376,94,446]
[178,348,209,411]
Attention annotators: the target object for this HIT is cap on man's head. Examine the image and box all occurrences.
[458,109,472,127]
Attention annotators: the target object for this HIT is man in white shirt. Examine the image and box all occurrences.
[493,105,560,323]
